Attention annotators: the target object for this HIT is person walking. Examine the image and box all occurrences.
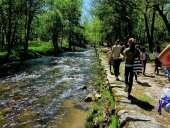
[141,48,148,75]
[153,45,161,75]
[112,39,123,80]
[133,45,142,81]
[123,38,137,98]
[107,48,114,74]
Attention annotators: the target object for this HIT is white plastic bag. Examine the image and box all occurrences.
[163,103,170,112]
[161,87,170,98]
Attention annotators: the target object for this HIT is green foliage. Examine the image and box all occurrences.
[95,115,105,123]
[83,17,103,45]
[0,0,169,56]
[0,0,85,57]
[108,115,118,128]
[85,122,93,128]
[29,41,53,54]
[83,0,170,48]
[86,60,117,127]
[0,51,7,58]
[139,95,152,103]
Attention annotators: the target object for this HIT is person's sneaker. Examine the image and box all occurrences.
[116,78,120,81]
[128,93,132,99]
[124,85,129,92]
[115,77,119,81]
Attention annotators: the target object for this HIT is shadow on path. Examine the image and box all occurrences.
[128,95,154,111]
[156,74,165,77]
[143,74,155,78]
[136,81,151,87]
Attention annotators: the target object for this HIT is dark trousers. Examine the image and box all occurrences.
[109,64,114,72]
[133,72,137,80]
[125,66,133,93]
[154,58,160,74]
[142,60,147,74]
[113,59,121,77]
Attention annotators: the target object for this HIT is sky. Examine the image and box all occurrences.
[81,0,93,24]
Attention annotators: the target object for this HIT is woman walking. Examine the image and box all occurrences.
[141,48,148,75]
[123,38,137,98]
[107,48,114,74]
[153,45,161,75]
[112,40,123,80]
[133,45,142,81]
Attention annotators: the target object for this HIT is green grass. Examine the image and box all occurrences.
[0,39,87,60]
[108,115,118,128]
[0,51,7,59]
[29,41,53,54]
[119,62,125,79]
[0,51,7,56]
[0,41,54,60]
[139,95,152,103]
[86,57,118,128]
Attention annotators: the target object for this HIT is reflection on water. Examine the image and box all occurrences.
[0,48,98,127]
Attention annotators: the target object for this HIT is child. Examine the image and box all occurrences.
[166,60,170,81]
[112,40,123,80]
[141,48,148,75]
[133,49,142,81]
[153,45,162,75]
[107,48,114,74]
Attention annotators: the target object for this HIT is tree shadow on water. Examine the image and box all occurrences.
[136,81,151,87]
[128,95,154,111]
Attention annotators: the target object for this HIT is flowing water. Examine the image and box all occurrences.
[0,47,99,128]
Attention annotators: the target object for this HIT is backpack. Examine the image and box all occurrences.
[141,52,150,62]
[146,53,150,61]
[158,87,170,114]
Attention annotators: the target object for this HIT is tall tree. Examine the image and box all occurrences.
[23,0,44,54]
[49,10,63,55]
[6,0,12,57]
[154,1,170,35]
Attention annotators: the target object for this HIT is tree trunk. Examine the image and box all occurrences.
[1,24,6,50]
[12,21,17,48]
[7,0,12,57]
[24,0,34,55]
[115,19,119,40]
[0,25,4,50]
[69,32,72,51]
[52,32,59,56]
[155,5,170,35]
[0,5,6,50]
[24,1,34,55]
[126,16,133,38]
[150,8,156,53]
[24,16,32,54]
[144,14,152,51]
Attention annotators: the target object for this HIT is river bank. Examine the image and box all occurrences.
[0,47,101,127]
[98,47,170,128]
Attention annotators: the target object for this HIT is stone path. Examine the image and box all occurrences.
[98,47,170,128]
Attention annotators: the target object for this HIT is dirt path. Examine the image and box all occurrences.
[131,62,170,127]
[99,47,170,127]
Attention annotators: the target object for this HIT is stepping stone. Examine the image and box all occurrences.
[118,112,162,128]
[127,121,162,128]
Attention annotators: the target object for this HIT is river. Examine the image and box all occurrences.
[0,47,99,128]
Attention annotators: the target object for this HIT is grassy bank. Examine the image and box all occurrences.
[0,41,54,61]
[0,40,87,62]
[0,43,118,127]
[86,50,118,128]
[28,41,54,56]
